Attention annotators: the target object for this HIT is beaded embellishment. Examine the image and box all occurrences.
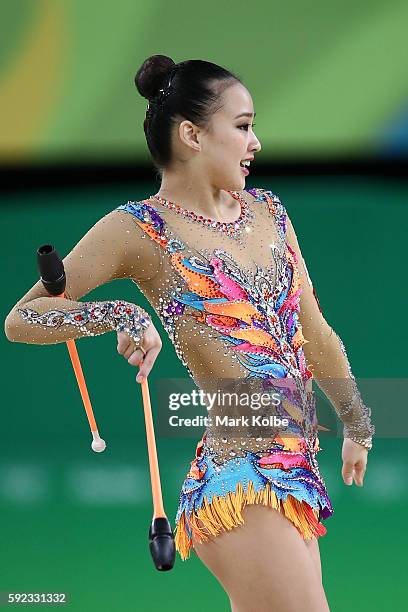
[17,300,152,344]
[334,331,375,444]
[149,190,255,241]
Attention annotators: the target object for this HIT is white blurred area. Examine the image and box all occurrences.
[0,453,406,505]
[0,462,153,505]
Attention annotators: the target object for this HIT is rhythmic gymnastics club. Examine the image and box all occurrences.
[37,244,106,453]
[139,372,175,571]
[37,244,175,569]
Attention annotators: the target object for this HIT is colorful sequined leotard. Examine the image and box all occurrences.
[5,187,375,562]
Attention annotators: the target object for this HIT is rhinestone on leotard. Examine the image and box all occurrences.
[149,190,255,243]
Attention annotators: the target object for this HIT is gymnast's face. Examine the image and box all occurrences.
[174,81,261,191]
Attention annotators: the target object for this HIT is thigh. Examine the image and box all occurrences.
[305,537,323,584]
[192,504,330,612]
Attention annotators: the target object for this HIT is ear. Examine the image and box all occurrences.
[178,120,201,152]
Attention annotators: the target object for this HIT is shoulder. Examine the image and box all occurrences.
[115,198,156,218]
[242,187,285,208]
[242,187,287,239]
[114,198,165,232]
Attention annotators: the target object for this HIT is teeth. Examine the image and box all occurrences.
[240,160,251,167]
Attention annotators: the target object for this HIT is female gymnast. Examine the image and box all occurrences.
[5,55,375,612]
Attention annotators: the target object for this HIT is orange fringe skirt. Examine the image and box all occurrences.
[174,479,328,561]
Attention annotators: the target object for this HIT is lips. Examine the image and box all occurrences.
[240,157,254,175]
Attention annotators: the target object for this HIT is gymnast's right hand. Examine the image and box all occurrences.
[116,323,162,383]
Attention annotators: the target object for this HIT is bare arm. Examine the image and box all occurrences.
[4,207,162,346]
[285,214,375,449]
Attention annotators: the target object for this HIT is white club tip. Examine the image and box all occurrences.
[91,439,106,453]
[91,432,106,453]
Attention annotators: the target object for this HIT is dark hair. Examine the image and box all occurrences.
[134,55,242,178]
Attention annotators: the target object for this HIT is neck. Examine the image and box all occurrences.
[155,171,241,222]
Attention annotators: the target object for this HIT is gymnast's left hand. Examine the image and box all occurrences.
[341,438,368,487]
[117,323,162,383]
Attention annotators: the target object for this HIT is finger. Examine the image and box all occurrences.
[117,330,131,348]
[353,462,366,487]
[123,344,138,360]
[128,348,145,367]
[136,345,160,382]
[342,461,355,486]
[117,337,131,355]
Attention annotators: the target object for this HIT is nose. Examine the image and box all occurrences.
[252,135,261,154]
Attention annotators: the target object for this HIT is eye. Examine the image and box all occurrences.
[238,123,256,131]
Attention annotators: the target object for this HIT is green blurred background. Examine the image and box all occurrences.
[1,1,408,611]
[1,0,408,162]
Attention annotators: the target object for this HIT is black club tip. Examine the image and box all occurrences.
[148,517,176,571]
[37,244,66,296]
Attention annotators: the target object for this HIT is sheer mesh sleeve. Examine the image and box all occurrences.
[285,213,375,449]
[4,208,162,346]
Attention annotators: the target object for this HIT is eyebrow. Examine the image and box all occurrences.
[235,112,256,119]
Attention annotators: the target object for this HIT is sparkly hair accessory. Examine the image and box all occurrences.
[146,65,179,115]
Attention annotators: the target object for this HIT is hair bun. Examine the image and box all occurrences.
[134,54,176,101]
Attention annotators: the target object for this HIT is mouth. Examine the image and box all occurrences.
[240,159,252,176]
